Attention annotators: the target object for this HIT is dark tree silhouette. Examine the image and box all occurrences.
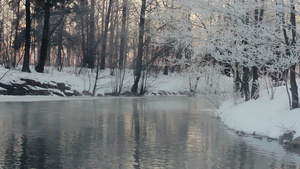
[35,0,51,73]
[100,0,113,70]
[289,0,298,109]
[131,0,146,93]
[22,0,31,73]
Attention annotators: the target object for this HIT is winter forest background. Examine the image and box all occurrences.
[0,0,299,109]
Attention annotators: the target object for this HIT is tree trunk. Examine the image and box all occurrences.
[0,20,2,64]
[233,62,241,97]
[131,0,146,93]
[21,0,31,73]
[114,18,120,69]
[243,66,250,101]
[12,0,21,68]
[108,8,116,69]
[163,48,170,75]
[0,0,2,64]
[46,46,51,66]
[67,48,70,67]
[251,66,259,99]
[35,0,51,73]
[87,0,95,69]
[80,13,87,67]
[56,21,64,71]
[290,64,298,109]
[281,0,298,109]
[119,0,127,69]
[100,0,113,70]
[251,2,264,100]
[290,0,298,109]
[92,58,100,96]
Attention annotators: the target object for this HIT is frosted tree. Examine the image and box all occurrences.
[279,0,299,109]
[151,0,299,104]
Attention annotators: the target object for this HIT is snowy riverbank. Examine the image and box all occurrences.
[0,66,232,97]
[215,85,300,140]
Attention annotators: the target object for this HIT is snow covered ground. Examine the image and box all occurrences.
[215,85,300,139]
[0,65,232,97]
[0,66,189,96]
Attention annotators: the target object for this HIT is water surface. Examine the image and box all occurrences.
[0,97,299,169]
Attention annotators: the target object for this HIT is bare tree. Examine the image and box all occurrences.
[22,0,31,73]
[55,18,64,71]
[119,0,128,69]
[100,0,113,70]
[131,0,146,94]
[251,0,264,100]
[0,0,3,65]
[87,0,96,69]
[35,0,52,73]
[79,0,88,68]
[12,0,21,68]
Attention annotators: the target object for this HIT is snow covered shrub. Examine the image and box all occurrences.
[140,68,158,95]
[199,64,231,108]
[263,71,285,100]
[110,68,127,95]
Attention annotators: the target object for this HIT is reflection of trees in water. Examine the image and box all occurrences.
[130,98,189,169]
[182,99,260,169]
[20,104,28,169]
[269,153,278,169]
[2,104,49,169]
[3,103,28,169]
[33,137,47,169]
[238,142,250,169]
[132,100,141,169]
[3,103,65,169]
[116,99,126,168]
[0,99,190,168]
[4,134,18,169]
[20,135,28,169]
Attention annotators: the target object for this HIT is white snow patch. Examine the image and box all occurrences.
[0,66,233,97]
[216,86,300,139]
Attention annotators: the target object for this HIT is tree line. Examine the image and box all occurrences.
[0,0,180,94]
[0,0,141,72]
[0,0,299,109]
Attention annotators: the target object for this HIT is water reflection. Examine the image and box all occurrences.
[0,97,299,169]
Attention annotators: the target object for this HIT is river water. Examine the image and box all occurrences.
[0,97,299,169]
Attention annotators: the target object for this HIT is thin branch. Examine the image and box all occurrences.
[0,69,11,81]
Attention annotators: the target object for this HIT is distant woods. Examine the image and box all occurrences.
[0,0,188,95]
[0,0,172,72]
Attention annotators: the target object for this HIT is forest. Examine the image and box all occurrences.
[0,0,299,109]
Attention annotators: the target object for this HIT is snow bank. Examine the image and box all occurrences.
[216,86,300,139]
[0,66,233,97]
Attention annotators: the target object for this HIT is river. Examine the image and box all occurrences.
[0,97,299,169]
